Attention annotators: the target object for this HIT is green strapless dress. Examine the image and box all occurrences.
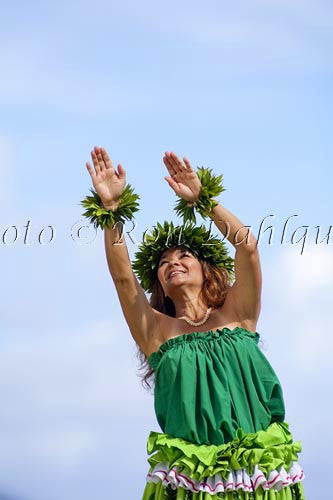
[141,327,306,499]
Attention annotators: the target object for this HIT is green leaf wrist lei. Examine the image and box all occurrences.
[79,164,233,293]
[80,184,140,230]
[174,167,225,223]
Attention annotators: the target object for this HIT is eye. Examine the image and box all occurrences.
[159,251,192,267]
[181,252,192,258]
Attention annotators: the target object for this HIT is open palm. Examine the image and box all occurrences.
[163,151,201,202]
[86,146,126,205]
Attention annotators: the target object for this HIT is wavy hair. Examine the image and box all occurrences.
[135,247,233,392]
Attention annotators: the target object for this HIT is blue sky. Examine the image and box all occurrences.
[1,0,332,498]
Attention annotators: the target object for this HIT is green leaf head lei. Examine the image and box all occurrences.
[132,220,235,293]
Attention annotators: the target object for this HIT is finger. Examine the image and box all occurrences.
[169,152,185,174]
[183,157,194,172]
[164,176,181,194]
[94,146,106,171]
[163,156,175,176]
[117,164,126,179]
[91,150,101,174]
[86,162,96,179]
[163,156,176,176]
[101,148,114,170]
[166,152,180,171]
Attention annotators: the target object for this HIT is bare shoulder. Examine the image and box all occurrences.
[143,296,259,358]
[142,312,178,357]
[219,288,259,333]
[138,309,174,357]
[224,248,262,323]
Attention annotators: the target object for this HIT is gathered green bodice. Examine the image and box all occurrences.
[147,327,285,446]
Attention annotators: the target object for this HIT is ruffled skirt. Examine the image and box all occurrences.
[141,421,306,499]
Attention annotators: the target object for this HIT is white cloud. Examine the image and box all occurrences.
[59,0,333,36]
[0,0,332,118]
[0,318,153,499]
[253,0,333,30]
[257,243,332,499]
[273,243,333,303]
[0,40,142,116]
[0,207,155,497]
[258,242,331,374]
[0,319,145,414]
[92,0,333,65]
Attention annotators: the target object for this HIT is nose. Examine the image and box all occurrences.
[167,257,182,267]
[166,259,183,278]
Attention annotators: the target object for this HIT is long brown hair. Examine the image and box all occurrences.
[135,248,233,392]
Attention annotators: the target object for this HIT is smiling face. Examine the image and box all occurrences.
[157,246,205,297]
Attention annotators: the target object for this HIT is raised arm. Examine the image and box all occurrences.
[85,147,160,354]
[208,203,262,326]
[163,150,261,327]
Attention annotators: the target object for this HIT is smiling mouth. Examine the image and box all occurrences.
[167,271,186,281]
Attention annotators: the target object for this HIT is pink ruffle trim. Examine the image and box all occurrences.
[146,461,305,494]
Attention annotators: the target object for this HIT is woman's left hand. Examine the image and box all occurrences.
[163,151,201,202]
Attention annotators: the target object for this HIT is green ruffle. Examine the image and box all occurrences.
[146,421,302,480]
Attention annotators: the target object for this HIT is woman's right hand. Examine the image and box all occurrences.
[85,146,126,209]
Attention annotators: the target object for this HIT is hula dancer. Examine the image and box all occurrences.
[81,146,306,499]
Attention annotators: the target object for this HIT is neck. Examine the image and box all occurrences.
[171,290,208,320]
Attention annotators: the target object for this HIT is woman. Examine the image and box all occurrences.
[85,146,306,499]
